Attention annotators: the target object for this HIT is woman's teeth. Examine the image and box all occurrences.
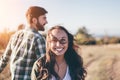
[56,48,63,51]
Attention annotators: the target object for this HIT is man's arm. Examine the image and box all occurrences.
[0,38,12,72]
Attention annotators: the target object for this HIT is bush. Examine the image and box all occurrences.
[0,31,15,49]
[109,37,120,44]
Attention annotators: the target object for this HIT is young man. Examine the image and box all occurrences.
[0,6,48,80]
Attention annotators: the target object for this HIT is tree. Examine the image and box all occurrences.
[75,26,96,45]
[76,26,92,38]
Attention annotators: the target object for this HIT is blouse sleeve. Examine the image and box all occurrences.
[31,60,40,80]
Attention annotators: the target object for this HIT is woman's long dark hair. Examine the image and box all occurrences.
[38,26,87,80]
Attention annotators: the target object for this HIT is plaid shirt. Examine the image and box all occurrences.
[0,27,46,80]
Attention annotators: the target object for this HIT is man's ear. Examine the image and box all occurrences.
[32,17,37,24]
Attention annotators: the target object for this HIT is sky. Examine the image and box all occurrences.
[0,0,120,36]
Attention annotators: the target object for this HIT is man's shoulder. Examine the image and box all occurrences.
[11,30,24,37]
[25,29,43,38]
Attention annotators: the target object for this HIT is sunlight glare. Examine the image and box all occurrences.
[0,1,24,32]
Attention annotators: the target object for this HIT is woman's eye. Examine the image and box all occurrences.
[61,39,65,42]
[51,39,57,42]
[60,39,67,44]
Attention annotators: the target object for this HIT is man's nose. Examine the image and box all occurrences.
[46,20,48,24]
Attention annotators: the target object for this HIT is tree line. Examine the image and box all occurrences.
[74,26,120,45]
[0,26,120,49]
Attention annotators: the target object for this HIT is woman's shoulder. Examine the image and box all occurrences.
[35,55,46,67]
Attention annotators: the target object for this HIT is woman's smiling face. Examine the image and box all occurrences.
[49,28,68,56]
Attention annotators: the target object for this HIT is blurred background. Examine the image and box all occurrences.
[0,0,120,80]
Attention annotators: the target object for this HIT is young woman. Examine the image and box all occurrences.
[31,26,87,80]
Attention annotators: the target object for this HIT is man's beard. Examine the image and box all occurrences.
[36,20,45,31]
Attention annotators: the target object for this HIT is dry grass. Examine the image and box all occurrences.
[0,44,120,80]
[79,44,120,80]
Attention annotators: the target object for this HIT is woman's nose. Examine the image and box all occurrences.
[56,41,61,46]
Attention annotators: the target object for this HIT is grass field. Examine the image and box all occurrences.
[80,44,120,80]
[0,44,120,80]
